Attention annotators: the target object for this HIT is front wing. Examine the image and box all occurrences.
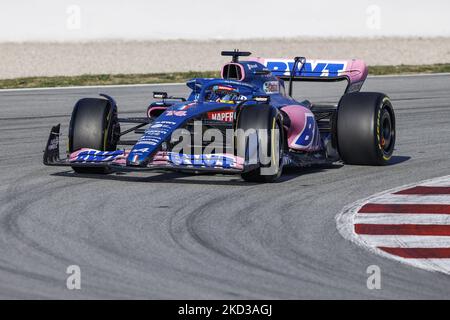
[43,124,244,174]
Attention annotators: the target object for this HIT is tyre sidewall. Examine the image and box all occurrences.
[69,98,117,153]
[337,92,395,165]
[236,104,284,182]
[68,97,118,174]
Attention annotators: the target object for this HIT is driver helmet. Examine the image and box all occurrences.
[211,85,240,103]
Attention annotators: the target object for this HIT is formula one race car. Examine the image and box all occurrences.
[43,50,396,182]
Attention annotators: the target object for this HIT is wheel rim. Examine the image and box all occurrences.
[273,122,281,171]
[265,121,282,176]
[380,107,395,155]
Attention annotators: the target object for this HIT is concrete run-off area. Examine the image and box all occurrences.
[1,37,450,79]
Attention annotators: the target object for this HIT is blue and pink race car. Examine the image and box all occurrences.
[43,50,396,182]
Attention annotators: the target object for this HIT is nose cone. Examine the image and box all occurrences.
[127,152,148,166]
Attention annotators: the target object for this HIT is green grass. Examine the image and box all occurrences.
[0,71,220,90]
[368,63,450,75]
[1,64,449,89]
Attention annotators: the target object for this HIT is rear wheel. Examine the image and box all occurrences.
[68,97,120,174]
[336,92,395,165]
[236,104,284,182]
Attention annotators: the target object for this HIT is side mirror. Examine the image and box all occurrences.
[253,95,271,103]
[153,92,168,99]
[253,70,271,75]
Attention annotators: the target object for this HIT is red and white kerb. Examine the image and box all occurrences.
[337,175,450,274]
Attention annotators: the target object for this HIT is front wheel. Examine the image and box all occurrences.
[236,104,284,183]
[336,92,395,165]
[68,97,120,174]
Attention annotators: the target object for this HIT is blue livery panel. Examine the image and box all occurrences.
[263,59,347,78]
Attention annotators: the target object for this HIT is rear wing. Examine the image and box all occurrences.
[249,57,368,94]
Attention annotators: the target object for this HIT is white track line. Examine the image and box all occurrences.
[355,214,450,225]
[401,260,450,275]
[421,179,450,187]
[357,235,450,248]
[369,194,450,205]
[0,82,185,93]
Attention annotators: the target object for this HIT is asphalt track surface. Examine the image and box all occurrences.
[0,74,449,299]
